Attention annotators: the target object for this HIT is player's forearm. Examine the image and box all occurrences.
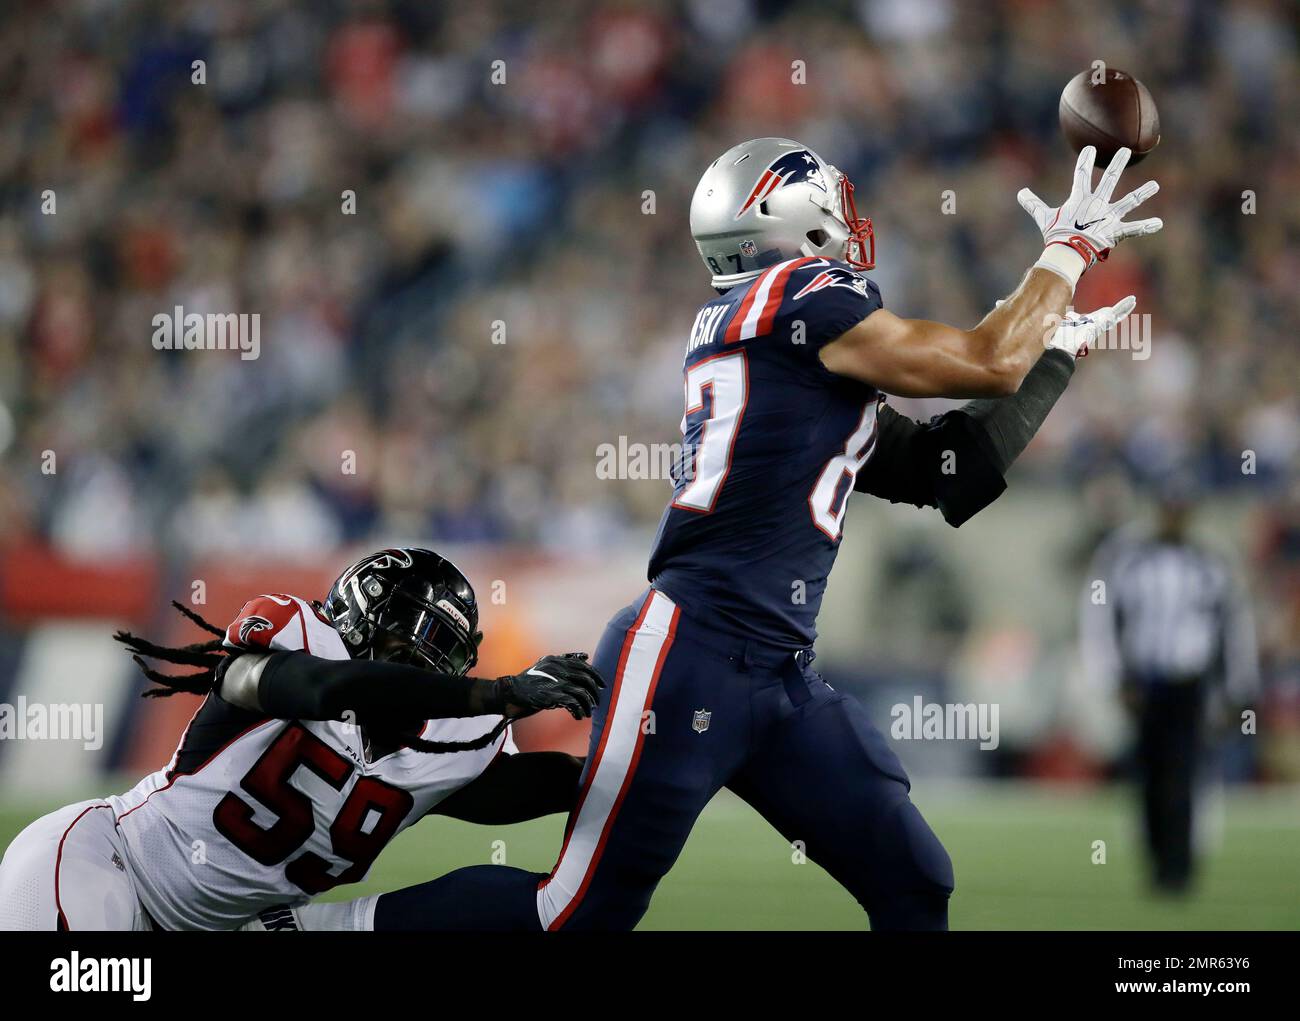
[820,314,1022,398]
[219,650,508,722]
[820,266,1074,398]
[855,348,1075,526]
[220,649,602,723]
[954,347,1075,474]
[966,266,1075,395]
[430,752,585,824]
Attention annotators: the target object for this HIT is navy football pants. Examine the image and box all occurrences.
[378,588,954,931]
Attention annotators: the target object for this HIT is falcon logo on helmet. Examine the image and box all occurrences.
[321,546,483,676]
[367,548,414,571]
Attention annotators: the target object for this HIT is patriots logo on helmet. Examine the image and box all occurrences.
[237,615,275,644]
[735,149,827,218]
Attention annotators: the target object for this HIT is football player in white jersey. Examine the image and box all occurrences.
[0,547,603,930]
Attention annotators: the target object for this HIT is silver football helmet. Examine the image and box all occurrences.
[690,137,875,290]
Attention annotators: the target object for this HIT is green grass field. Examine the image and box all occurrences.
[3,782,1296,929]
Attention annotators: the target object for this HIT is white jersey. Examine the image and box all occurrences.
[106,593,509,930]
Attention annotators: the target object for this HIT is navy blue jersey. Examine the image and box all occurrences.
[648,256,884,649]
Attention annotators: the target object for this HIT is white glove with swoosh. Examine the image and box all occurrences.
[1018,146,1162,289]
[994,294,1138,360]
[1045,296,1137,360]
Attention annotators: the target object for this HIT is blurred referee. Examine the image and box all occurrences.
[1080,482,1258,892]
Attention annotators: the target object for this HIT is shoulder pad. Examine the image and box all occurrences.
[724,257,881,349]
[224,593,350,658]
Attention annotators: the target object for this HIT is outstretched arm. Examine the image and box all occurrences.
[821,146,1159,398]
[822,268,1072,397]
[856,297,1134,526]
[217,650,604,724]
[430,752,585,824]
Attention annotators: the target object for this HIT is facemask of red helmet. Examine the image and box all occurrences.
[836,172,875,271]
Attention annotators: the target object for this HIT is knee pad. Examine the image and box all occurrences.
[860,800,954,931]
[894,799,954,897]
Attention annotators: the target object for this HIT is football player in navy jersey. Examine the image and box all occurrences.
[301,138,1160,931]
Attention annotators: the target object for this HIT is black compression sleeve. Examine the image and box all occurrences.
[853,404,937,510]
[431,752,584,824]
[854,349,1075,527]
[954,349,1075,475]
[853,403,1007,525]
[255,651,502,723]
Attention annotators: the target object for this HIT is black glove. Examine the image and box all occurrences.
[490,653,605,720]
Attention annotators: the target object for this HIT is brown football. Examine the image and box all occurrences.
[1059,68,1161,165]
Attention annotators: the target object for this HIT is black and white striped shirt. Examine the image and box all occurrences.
[1080,529,1258,700]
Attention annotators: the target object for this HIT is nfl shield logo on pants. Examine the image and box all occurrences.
[692,709,712,734]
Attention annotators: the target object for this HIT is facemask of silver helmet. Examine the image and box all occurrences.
[690,137,875,291]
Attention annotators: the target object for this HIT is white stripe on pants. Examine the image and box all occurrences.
[536,590,678,930]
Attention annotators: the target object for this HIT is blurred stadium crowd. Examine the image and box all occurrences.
[0,1,1296,689]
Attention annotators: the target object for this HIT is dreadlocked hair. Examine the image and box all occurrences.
[117,602,507,755]
[114,601,229,699]
[393,716,510,755]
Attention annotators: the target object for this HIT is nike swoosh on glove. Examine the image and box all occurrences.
[1046,295,1138,360]
[1018,146,1162,286]
[494,653,606,720]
